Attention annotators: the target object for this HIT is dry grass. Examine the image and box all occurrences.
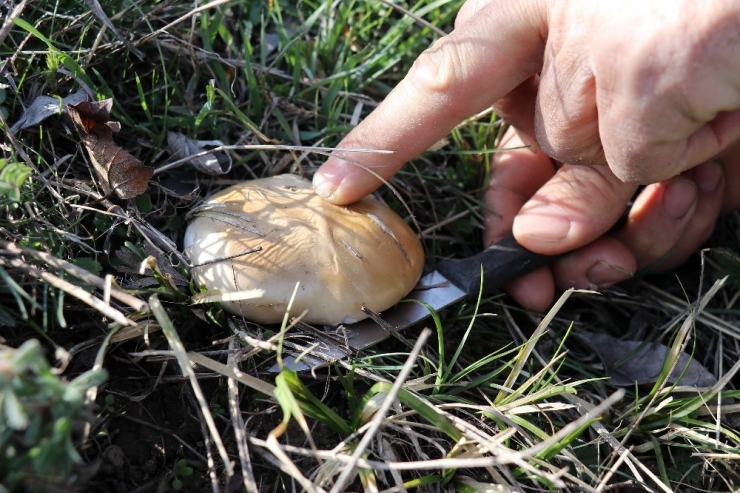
[2,1,740,492]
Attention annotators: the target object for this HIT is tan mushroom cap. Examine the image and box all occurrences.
[184,174,424,325]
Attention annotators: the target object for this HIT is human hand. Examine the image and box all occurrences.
[484,127,739,311]
[313,0,740,308]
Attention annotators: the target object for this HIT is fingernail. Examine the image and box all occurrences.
[586,261,633,289]
[663,178,697,220]
[513,205,571,241]
[313,164,343,199]
[692,160,722,193]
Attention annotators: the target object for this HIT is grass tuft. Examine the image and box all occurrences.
[2,1,740,491]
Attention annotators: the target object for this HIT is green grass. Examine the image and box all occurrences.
[2,1,740,491]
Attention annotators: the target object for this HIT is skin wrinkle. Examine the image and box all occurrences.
[412,31,508,123]
[493,76,540,141]
[407,39,456,109]
[705,114,737,150]
[596,1,740,184]
[411,0,548,123]
[536,41,601,164]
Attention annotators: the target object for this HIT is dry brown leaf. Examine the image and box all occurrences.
[68,99,153,199]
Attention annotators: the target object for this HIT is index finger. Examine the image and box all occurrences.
[313,0,548,205]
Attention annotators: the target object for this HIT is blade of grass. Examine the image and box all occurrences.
[495,289,586,405]
[330,328,433,493]
[150,294,234,478]
[440,265,485,388]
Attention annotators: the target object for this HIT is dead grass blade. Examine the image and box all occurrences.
[153,144,392,175]
[263,434,325,493]
[0,255,135,327]
[134,0,232,47]
[1,241,148,312]
[227,339,258,493]
[186,351,276,397]
[329,328,432,493]
[0,0,28,46]
[600,276,729,490]
[501,296,667,490]
[150,294,234,479]
[496,288,592,404]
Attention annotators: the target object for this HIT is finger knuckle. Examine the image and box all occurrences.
[407,41,468,118]
[606,144,680,184]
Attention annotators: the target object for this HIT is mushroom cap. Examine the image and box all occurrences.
[184,174,424,325]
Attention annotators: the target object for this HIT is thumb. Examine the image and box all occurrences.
[513,164,637,255]
[314,0,549,205]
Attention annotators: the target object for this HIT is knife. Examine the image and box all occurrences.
[267,234,559,373]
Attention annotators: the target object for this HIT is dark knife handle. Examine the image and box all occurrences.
[435,234,560,296]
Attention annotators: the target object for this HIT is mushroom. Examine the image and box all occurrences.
[184,174,424,325]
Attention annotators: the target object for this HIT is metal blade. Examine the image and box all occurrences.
[268,270,466,372]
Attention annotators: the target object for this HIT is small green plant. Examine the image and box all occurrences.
[0,159,31,203]
[0,340,107,492]
[103,393,115,413]
[171,458,194,491]
[209,400,225,417]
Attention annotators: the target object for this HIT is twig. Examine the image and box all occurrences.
[376,0,447,37]
[186,390,221,493]
[0,0,29,46]
[250,435,565,473]
[186,351,276,396]
[418,209,471,238]
[134,0,232,47]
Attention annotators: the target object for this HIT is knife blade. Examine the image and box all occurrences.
[267,234,559,373]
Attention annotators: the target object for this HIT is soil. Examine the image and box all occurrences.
[67,329,346,493]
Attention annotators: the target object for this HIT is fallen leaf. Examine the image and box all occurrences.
[574,331,717,388]
[67,99,153,199]
[167,131,232,175]
[10,88,90,133]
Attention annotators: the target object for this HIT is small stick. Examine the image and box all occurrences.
[186,390,221,493]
